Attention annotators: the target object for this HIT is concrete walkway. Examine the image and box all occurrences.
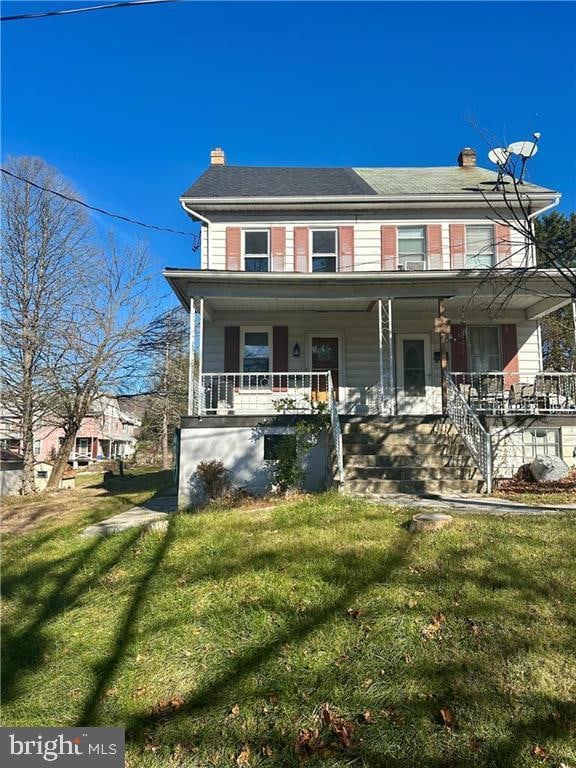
[81,491,177,537]
[356,493,576,516]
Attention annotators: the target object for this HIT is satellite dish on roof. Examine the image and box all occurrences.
[508,140,539,159]
[488,148,510,166]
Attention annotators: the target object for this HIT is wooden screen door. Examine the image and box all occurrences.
[311,337,339,402]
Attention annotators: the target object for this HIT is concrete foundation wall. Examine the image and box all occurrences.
[178,423,328,508]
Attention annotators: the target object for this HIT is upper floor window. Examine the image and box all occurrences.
[311,229,337,272]
[466,225,495,268]
[398,227,426,270]
[244,231,269,272]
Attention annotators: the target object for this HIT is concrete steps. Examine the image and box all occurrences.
[340,417,481,496]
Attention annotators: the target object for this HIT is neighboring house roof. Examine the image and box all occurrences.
[181,164,555,199]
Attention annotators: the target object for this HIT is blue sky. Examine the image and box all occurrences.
[2,0,575,299]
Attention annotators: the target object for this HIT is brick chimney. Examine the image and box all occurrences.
[457,147,477,167]
[210,147,226,165]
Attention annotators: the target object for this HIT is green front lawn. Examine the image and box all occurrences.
[2,492,575,767]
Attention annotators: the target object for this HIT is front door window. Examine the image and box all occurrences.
[402,339,426,397]
[311,337,339,401]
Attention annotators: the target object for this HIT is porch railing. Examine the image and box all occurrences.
[450,372,576,415]
[327,373,344,487]
[198,372,331,416]
[446,374,493,493]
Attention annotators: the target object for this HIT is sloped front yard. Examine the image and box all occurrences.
[2,493,576,767]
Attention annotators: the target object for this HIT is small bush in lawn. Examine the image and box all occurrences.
[196,459,230,501]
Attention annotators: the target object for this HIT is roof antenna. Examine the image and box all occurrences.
[488,132,541,187]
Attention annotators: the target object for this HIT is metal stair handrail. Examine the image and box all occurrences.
[446,373,493,493]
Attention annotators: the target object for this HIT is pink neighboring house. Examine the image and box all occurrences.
[34,396,140,468]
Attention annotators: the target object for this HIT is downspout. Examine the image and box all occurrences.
[526,195,560,266]
[180,200,212,269]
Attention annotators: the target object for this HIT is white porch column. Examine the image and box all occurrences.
[197,297,204,413]
[188,297,197,415]
[378,299,395,415]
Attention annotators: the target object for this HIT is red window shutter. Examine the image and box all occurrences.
[381,225,397,271]
[92,438,98,459]
[225,227,241,270]
[338,226,354,272]
[495,224,511,266]
[450,324,468,373]
[224,327,240,372]
[271,227,286,272]
[272,326,289,391]
[449,224,466,269]
[294,227,309,272]
[501,324,519,388]
[427,225,442,270]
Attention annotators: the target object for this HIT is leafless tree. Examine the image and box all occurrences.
[1,156,93,493]
[44,236,155,489]
[138,307,188,469]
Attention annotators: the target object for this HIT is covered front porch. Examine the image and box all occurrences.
[165,269,575,419]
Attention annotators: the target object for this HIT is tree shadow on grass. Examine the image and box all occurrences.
[120,528,417,739]
[1,527,143,705]
[77,519,177,726]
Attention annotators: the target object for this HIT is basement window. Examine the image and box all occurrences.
[244,231,269,272]
[264,433,297,461]
[522,428,560,463]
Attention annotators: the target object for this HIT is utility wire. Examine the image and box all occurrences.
[1,166,200,248]
[1,0,179,22]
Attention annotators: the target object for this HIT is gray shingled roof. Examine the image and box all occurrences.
[181,164,555,199]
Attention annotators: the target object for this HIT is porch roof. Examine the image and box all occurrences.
[164,268,572,320]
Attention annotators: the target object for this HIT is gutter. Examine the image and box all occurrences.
[180,200,212,269]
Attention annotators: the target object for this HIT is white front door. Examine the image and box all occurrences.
[396,334,434,415]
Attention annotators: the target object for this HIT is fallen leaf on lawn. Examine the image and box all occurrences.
[361,710,375,723]
[144,743,160,753]
[465,618,481,637]
[440,707,455,730]
[404,654,413,664]
[261,745,273,757]
[531,744,548,760]
[406,599,418,608]
[267,692,279,704]
[152,696,185,716]
[229,704,240,718]
[134,686,147,698]
[294,728,323,756]
[362,678,373,688]
[236,745,251,766]
[318,703,355,750]
[106,687,118,697]
[346,607,363,620]
[422,613,446,639]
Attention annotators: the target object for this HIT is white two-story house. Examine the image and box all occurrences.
[166,147,575,505]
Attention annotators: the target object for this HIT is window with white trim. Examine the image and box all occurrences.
[522,428,560,463]
[244,230,269,272]
[311,229,337,272]
[466,225,495,268]
[241,328,271,373]
[76,437,91,457]
[398,226,426,270]
[33,439,41,455]
[468,326,501,373]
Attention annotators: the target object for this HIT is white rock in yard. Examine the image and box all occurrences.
[530,456,569,482]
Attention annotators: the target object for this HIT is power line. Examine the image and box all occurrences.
[1,166,200,248]
[1,0,179,22]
